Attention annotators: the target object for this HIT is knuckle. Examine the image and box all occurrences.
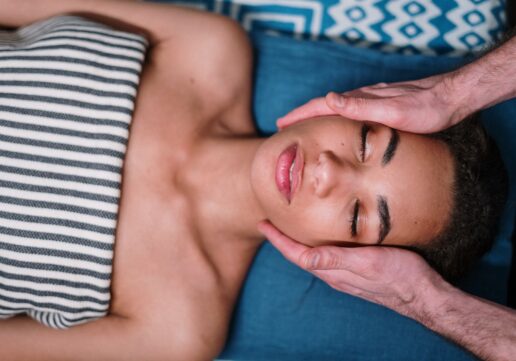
[302,249,344,270]
[343,97,365,117]
[300,249,320,269]
[323,250,342,269]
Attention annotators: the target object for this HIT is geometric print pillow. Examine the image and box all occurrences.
[155,0,508,56]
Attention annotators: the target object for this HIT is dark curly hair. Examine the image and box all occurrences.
[409,114,509,281]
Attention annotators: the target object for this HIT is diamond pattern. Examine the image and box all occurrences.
[343,27,366,43]
[463,9,486,26]
[157,0,507,56]
[400,22,424,39]
[345,6,367,22]
[403,1,426,16]
[460,31,486,48]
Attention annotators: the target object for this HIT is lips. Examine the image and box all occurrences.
[275,143,303,203]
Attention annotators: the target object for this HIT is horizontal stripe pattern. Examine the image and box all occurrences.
[0,16,147,329]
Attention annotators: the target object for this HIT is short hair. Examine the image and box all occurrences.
[410,114,509,281]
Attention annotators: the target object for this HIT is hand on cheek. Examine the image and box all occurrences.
[257,220,447,318]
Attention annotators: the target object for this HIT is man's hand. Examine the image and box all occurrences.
[276,73,471,134]
[259,220,516,361]
[257,220,446,318]
[278,32,516,134]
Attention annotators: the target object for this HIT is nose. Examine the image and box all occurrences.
[313,151,355,198]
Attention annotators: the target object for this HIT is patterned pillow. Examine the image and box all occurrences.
[155,0,508,56]
[0,16,147,329]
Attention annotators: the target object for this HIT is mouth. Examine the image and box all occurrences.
[275,143,304,203]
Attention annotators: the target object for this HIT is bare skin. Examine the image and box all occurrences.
[0,1,264,360]
[0,1,457,360]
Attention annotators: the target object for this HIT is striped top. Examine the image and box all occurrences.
[0,16,147,329]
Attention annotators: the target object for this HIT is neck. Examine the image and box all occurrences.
[181,134,266,247]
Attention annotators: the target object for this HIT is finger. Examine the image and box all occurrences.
[303,247,353,270]
[326,92,402,126]
[312,269,376,296]
[310,269,384,302]
[276,97,336,129]
[309,246,385,278]
[257,220,312,267]
[311,268,365,285]
[369,82,388,89]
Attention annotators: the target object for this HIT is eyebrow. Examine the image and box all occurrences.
[377,196,391,244]
[382,129,400,166]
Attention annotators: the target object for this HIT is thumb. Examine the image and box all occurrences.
[302,247,349,271]
[326,92,398,125]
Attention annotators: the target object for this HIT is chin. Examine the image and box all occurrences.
[250,137,280,209]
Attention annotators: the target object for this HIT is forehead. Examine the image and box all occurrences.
[289,116,358,136]
[381,132,454,246]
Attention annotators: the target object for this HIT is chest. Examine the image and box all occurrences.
[106,55,253,328]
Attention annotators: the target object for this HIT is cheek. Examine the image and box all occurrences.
[268,201,345,245]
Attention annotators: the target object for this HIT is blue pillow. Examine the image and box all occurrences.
[155,0,507,56]
[219,32,515,361]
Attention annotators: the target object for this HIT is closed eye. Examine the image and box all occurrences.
[360,124,371,161]
[350,199,359,237]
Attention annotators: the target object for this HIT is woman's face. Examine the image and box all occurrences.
[251,116,454,247]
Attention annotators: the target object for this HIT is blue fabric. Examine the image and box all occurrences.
[219,32,515,360]
[156,0,507,56]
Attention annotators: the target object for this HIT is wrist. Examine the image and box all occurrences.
[447,36,516,119]
[440,69,481,123]
[407,272,457,329]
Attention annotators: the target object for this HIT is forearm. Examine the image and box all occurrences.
[0,0,219,44]
[449,30,516,119]
[0,315,167,361]
[1,0,143,29]
[412,279,516,361]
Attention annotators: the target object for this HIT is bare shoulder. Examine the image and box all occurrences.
[151,13,254,131]
[161,12,252,85]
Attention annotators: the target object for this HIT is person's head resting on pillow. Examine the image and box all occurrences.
[250,114,508,281]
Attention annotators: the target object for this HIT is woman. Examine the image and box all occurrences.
[0,1,507,360]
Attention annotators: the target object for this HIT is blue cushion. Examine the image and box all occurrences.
[155,0,507,56]
[219,32,515,361]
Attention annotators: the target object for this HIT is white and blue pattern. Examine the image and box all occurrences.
[155,0,507,56]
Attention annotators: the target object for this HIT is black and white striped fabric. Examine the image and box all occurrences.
[0,16,147,329]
